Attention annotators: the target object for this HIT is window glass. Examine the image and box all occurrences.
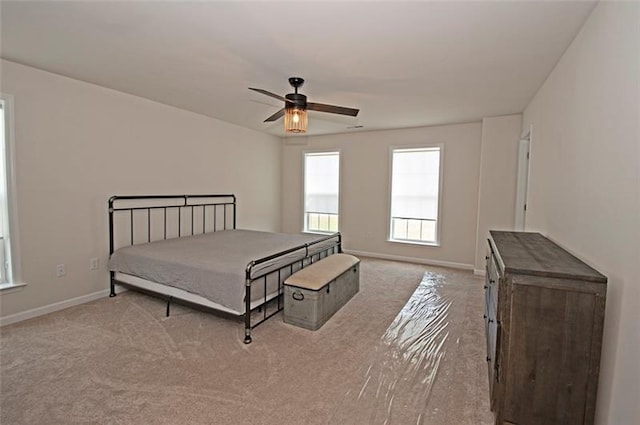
[390,147,441,244]
[304,152,339,233]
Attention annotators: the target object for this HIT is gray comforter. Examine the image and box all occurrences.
[109,229,335,313]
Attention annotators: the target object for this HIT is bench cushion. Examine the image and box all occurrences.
[285,253,359,291]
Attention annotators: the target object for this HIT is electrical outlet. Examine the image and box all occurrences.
[90,258,99,270]
[56,264,66,277]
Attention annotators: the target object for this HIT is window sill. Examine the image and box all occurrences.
[387,238,440,247]
[0,282,27,295]
[302,230,338,236]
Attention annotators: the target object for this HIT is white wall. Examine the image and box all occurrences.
[522,2,639,424]
[0,60,282,318]
[282,123,483,269]
[474,115,521,272]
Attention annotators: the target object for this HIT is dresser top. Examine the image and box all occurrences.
[489,231,607,283]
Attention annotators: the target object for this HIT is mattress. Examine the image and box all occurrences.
[109,229,336,314]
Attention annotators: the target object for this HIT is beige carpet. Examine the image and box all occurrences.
[0,258,493,425]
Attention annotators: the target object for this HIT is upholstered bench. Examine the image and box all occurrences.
[284,253,360,330]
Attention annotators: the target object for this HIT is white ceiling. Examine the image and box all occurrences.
[1,1,596,137]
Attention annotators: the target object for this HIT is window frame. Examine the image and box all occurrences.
[301,149,342,235]
[387,144,444,247]
[0,93,24,291]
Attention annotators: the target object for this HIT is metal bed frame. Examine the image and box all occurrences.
[108,194,342,344]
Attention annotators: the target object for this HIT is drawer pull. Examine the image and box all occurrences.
[488,318,494,323]
[292,291,305,301]
[486,356,491,362]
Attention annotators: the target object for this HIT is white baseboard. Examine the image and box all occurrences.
[0,285,126,327]
[345,249,474,271]
[474,269,486,276]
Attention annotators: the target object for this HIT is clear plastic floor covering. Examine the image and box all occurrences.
[329,271,492,425]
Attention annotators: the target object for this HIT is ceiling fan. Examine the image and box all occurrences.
[249,77,359,134]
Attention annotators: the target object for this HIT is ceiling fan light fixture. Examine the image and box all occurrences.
[284,106,307,133]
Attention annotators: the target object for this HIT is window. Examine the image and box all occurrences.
[389,146,442,245]
[0,95,19,287]
[303,151,340,233]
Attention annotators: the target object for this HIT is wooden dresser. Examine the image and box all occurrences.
[485,231,607,425]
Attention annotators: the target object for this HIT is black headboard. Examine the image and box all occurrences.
[108,194,236,255]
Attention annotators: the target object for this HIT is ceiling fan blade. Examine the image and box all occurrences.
[264,108,285,122]
[307,102,359,117]
[249,88,294,104]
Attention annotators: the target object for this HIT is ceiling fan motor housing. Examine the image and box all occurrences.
[285,93,307,110]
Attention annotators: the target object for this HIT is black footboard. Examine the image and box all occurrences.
[243,232,342,344]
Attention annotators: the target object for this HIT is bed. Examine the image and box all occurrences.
[108,194,342,343]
